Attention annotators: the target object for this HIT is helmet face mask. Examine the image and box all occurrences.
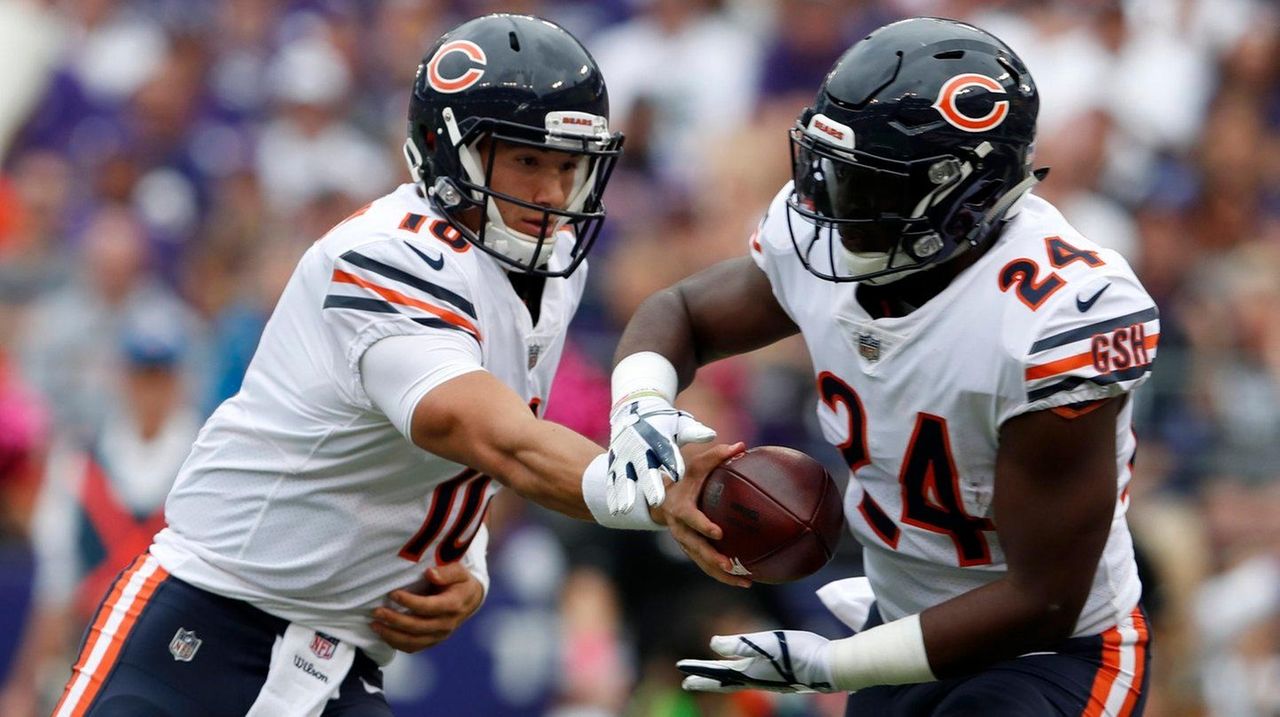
[786,17,1041,285]
[405,15,624,277]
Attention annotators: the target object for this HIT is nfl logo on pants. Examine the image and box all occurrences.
[311,632,339,660]
[169,628,202,662]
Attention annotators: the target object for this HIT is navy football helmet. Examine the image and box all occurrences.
[405,14,623,277]
[787,17,1043,284]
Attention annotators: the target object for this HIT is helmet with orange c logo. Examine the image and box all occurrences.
[405,14,623,277]
[786,17,1041,284]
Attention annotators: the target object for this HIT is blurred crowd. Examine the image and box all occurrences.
[0,0,1277,715]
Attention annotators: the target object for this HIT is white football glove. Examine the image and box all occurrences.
[677,630,838,694]
[606,393,716,514]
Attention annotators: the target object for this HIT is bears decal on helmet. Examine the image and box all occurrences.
[425,40,488,94]
[933,73,1010,133]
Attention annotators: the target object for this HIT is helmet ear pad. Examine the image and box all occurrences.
[785,17,1042,284]
[404,14,624,278]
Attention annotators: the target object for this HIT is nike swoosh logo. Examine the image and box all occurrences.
[360,677,384,695]
[1076,283,1110,312]
[407,244,445,271]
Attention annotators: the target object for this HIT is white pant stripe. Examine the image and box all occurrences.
[1101,618,1140,716]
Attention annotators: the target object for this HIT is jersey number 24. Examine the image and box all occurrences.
[819,373,995,567]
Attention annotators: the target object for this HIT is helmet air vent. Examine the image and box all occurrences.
[837,51,903,110]
[509,31,520,52]
[933,50,965,59]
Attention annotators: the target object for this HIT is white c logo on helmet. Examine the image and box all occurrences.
[426,40,487,94]
[932,73,1009,132]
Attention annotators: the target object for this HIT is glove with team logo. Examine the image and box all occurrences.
[607,393,716,513]
[677,630,837,694]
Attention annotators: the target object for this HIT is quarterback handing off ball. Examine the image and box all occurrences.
[697,446,843,583]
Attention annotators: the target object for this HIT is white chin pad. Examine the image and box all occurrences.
[485,221,560,268]
[841,248,929,285]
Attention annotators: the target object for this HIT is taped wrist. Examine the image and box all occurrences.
[580,453,664,530]
[827,614,937,691]
[611,352,678,408]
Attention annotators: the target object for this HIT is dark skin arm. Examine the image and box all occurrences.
[622,256,1123,672]
[921,396,1121,674]
[615,257,798,587]
[615,256,800,389]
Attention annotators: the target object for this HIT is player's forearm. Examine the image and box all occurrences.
[823,575,1086,692]
[479,418,599,520]
[615,287,702,389]
[615,259,798,390]
[917,576,1089,679]
[409,373,599,520]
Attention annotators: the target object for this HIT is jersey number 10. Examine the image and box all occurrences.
[396,399,539,566]
[398,469,492,565]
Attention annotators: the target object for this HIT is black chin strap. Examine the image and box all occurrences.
[962,167,1049,249]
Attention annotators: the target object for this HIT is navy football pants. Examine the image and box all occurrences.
[846,605,1152,716]
[53,554,392,717]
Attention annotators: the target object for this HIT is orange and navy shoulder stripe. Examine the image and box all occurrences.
[1027,307,1158,354]
[325,248,481,344]
[53,553,169,717]
[1024,307,1159,403]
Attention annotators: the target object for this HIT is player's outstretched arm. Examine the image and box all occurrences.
[409,370,600,519]
[606,258,800,510]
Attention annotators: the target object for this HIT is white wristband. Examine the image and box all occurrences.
[612,351,679,406]
[828,613,937,691]
[580,453,664,530]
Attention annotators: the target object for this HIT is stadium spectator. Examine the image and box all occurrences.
[2,311,198,717]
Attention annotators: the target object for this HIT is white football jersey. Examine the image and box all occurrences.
[751,185,1158,637]
[151,184,585,664]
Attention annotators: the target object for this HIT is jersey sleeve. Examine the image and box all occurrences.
[1004,270,1160,421]
[360,333,483,440]
[321,238,483,408]
[748,183,804,320]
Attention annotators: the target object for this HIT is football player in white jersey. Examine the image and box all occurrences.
[53,15,725,717]
[605,18,1157,717]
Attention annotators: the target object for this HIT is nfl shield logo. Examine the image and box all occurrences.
[527,343,541,369]
[169,628,202,662]
[858,333,882,362]
[310,632,339,660]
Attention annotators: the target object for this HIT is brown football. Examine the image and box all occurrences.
[697,446,844,584]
